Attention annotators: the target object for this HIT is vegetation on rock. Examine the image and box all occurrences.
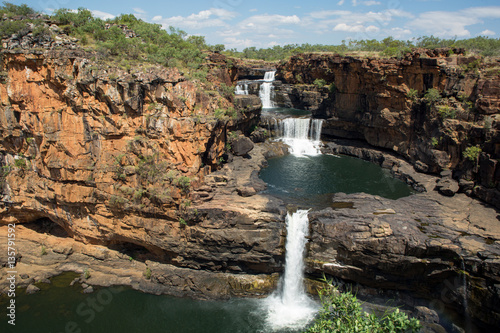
[304,283,421,333]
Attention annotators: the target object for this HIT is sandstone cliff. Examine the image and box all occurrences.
[0,48,285,288]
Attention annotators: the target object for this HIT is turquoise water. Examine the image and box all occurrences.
[259,154,414,208]
[0,273,303,333]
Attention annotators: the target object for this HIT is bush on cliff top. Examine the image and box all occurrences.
[304,283,421,333]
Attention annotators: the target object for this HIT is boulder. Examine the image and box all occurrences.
[231,136,254,156]
[26,284,40,295]
[435,178,459,196]
[414,161,429,173]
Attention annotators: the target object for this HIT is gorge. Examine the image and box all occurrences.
[0,19,499,333]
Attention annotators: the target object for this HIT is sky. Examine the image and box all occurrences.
[17,0,500,50]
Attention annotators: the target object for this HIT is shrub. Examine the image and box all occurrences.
[463,146,482,162]
[313,79,327,88]
[304,283,421,333]
[407,89,418,100]
[424,88,441,105]
[431,137,439,147]
[41,245,47,256]
[14,158,27,169]
[179,218,187,226]
[144,267,152,279]
[437,105,457,119]
[329,82,337,94]
[83,268,91,279]
[109,195,128,209]
[175,176,191,193]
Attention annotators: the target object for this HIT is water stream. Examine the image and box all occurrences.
[259,71,276,109]
[264,210,318,331]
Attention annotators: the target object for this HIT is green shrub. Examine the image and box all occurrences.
[144,267,152,279]
[329,83,337,94]
[463,146,482,161]
[407,89,418,100]
[304,283,421,333]
[313,79,327,88]
[431,137,439,147]
[179,218,187,226]
[14,158,27,169]
[109,195,128,209]
[41,245,47,256]
[0,2,35,17]
[437,105,457,119]
[83,268,91,279]
[175,176,191,193]
[424,88,441,105]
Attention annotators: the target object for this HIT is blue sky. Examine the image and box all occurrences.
[19,0,500,50]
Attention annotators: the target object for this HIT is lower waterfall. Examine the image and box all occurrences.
[264,210,318,331]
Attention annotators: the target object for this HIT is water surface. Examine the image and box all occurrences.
[260,154,414,209]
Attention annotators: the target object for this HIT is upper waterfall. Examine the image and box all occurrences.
[259,71,276,109]
[270,117,323,156]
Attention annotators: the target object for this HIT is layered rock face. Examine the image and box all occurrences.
[0,49,283,291]
[276,51,500,208]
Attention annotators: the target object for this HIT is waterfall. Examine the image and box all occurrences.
[264,210,318,331]
[235,83,248,95]
[272,118,323,156]
[259,71,276,109]
[460,258,471,332]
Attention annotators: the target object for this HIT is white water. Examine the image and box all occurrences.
[235,83,249,95]
[259,71,276,109]
[276,118,323,156]
[264,210,318,331]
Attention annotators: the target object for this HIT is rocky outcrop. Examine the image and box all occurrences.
[276,52,500,208]
[307,190,500,329]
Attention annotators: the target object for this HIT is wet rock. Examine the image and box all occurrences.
[83,286,94,294]
[26,284,40,295]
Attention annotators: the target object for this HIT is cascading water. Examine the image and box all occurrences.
[264,210,318,331]
[273,118,323,155]
[259,71,276,109]
[235,83,249,95]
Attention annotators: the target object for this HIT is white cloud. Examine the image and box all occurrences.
[223,37,257,49]
[333,23,379,33]
[91,10,115,20]
[407,6,500,38]
[408,11,475,37]
[479,29,496,36]
[389,27,412,38]
[217,30,241,37]
[249,9,258,12]
[239,14,301,28]
[133,7,147,20]
[153,8,237,30]
[338,0,345,5]
[362,1,381,6]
